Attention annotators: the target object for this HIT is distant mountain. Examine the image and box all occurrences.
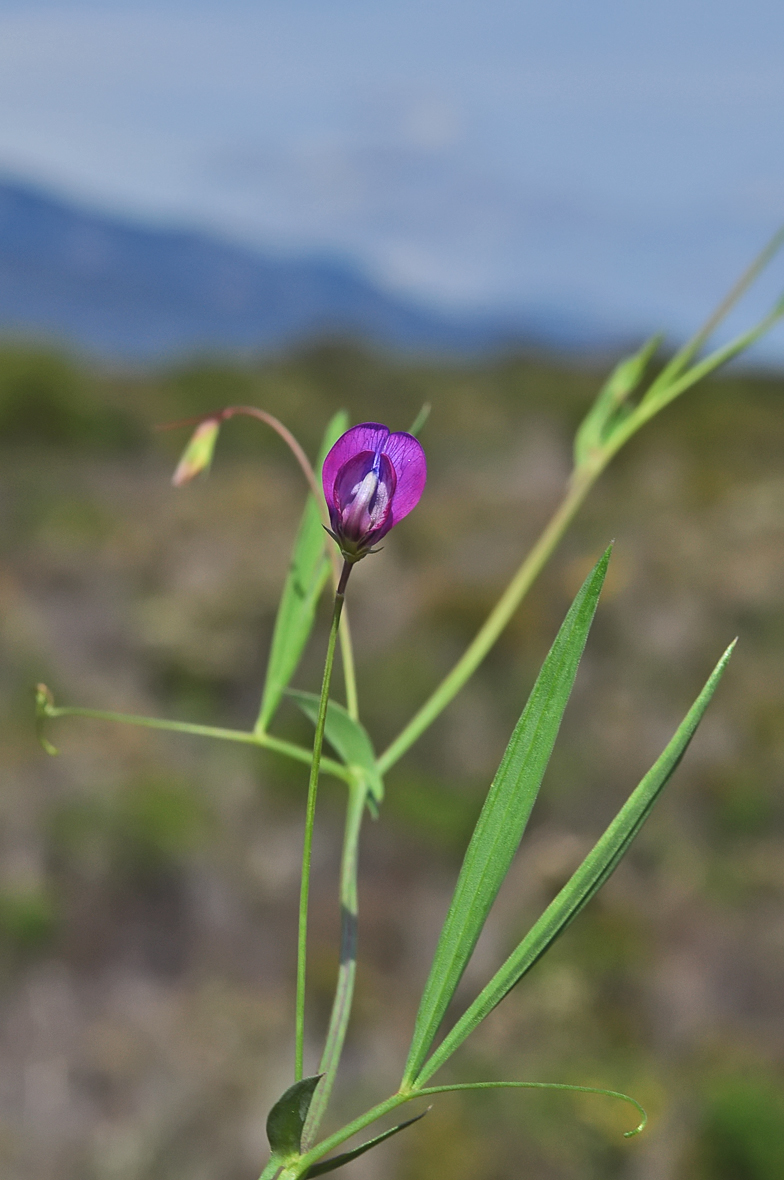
[0,177,603,361]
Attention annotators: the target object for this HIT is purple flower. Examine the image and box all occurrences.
[322,422,427,561]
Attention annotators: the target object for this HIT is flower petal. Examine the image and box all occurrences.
[334,450,396,546]
[382,431,427,525]
[322,423,390,508]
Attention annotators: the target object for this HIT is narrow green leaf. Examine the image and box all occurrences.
[408,402,431,437]
[415,640,735,1086]
[574,335,661,469]
[638,297,784,422]
[599,296,784,470]
[303,1111,428,1177]
[644,223,784,396]
[256,412,349,734]
[267,1075,323,1158]
[288,689,384,807]
[401,547,611,1087]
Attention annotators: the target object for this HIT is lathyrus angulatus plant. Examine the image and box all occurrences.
[36,229,784,1178]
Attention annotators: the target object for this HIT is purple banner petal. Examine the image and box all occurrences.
[383,431,427,525]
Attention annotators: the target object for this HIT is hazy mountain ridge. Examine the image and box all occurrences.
[0,177,604,361]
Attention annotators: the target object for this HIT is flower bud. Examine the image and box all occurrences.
[171,417,221,486]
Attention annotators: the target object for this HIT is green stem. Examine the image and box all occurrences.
[41,703,353,784]
[301,779,366,1147]
[296,561,352,1081]
[258,1159,282,1180]
[376,468,597,776]
[338,610,359,721]
[415,1082,645,1137]
[420,1080,647,1137]
[377,283,784,779]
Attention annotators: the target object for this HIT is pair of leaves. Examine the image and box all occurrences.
[256,412,348,735]
[403,549,734,1088]
[402,547,610,1085]
[574,278,784,476]
[266,1075,425,1176]
[415,636,733,1084]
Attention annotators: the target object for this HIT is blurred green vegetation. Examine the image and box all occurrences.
[49,777,212,883]
[693,1072,784,1179]
[2,338,784,1179]
[0,886,58,953]
[0,346,143,449]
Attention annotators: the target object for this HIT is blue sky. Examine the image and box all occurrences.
[1,0,784,355]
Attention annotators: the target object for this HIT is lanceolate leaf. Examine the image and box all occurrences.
[267,1075,323,1158]
[289,690,384,807]
[303,1111,428,1177]
[414,640,735,1087]
[401,547,611,1087]
[256,412,349,734]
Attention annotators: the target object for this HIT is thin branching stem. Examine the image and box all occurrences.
[377,256,784,777]
[163,403,359,718]
[337,611,359,721]
[301,778,366,1147]
[38,700,353,784]
[220,407,360,718]
[160,405,321,502]
[649,222,784,393]
[296,560,352,1081]
[274,1077,645,1178]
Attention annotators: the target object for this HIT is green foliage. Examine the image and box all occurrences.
[289,689,384,808]
[267,1075,323,1159]
[384,773,481,856]
[0,886,58,950]
[50,776,212,881]
[705,769,775,838]
[118,778,211,871]
[574,334,661,469]
[0,346,140,448]
[402,548,610,1086]
[415,640,734,1086]
[696,1074,784,1180]
[303,1111,428,1177]
[257,412,348,733]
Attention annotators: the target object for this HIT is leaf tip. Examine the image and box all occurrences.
[718,637,738,668]
[596,542,613,575]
